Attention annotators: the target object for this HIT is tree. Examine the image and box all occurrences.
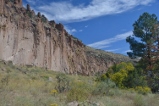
[126,12,159,71]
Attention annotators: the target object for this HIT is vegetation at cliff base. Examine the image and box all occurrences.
[98,62,151,94]
[1,60,159,106]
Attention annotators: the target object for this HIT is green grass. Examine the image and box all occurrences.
[0,60,159,106]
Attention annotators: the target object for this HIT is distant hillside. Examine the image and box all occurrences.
[86,46,131,63]
[0,0,131,75]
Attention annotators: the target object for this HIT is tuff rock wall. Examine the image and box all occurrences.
[0,0,131,75]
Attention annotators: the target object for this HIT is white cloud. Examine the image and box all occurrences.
[64,26,77,34]
[79,30,83,32]
[124,50,132,53]
[72,29,76,32]
[85,25,88,28]
[36,0,155,22]
[87,31,133,49]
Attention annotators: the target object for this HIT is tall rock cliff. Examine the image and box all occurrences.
[0,0,131,75]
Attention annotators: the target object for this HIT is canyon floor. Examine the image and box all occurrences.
[0,60,159,106]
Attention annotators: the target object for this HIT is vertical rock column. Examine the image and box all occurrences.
[19,0,22,7]
[0,0,4,14]
[14,0,22,7]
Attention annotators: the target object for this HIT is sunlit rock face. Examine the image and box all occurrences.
[0,0,131,75]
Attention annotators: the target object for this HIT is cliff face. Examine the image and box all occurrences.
[0,0,131,75]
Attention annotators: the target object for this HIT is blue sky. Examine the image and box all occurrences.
[23,0,159,55]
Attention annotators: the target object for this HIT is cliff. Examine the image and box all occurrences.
[0,0,131,75]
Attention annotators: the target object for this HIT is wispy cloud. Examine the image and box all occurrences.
[124,50,132,53]
[36,0,155,22]
[26,0,36,5]
[87,31,133,49]
[105,49,120,52]
[64,26,77,34]
[85,25,88,28]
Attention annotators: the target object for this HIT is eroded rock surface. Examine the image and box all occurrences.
[0,0,131,75]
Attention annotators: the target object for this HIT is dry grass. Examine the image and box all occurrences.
[0,60,159,106]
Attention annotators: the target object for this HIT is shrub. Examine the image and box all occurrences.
[123,68,147,88]
[105,62,148,90]
[110,70,127,88]
[41,15,47,23]
[134,95,145,106]
[100,74,107,81]
[27,11,32,18]
[148,75,159,93]
[50,89,58,96]
[135,86,151,95]
[50,103,58,106]
[93,79,116,96]
[106,62,135,88]
[56,74,70,93]
[66,81,92,102]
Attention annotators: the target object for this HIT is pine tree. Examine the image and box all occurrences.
[126,12,159,71]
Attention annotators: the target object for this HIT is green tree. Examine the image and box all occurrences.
[126,12,159,71]
[123,68,147,88]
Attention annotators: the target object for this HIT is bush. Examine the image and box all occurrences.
[50,104,58,106]
[123,68,147,88]
[66,81,92,102]
[100,74,107,81]
[148,75,159,93]
[50,89,58,96]
[134,95,145,106]
[93,79,116,96]
[104,62,148,91]
[110,70,127,88]
[56,74,70,93]
[106,62,135,88]
[135,86,151,95]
